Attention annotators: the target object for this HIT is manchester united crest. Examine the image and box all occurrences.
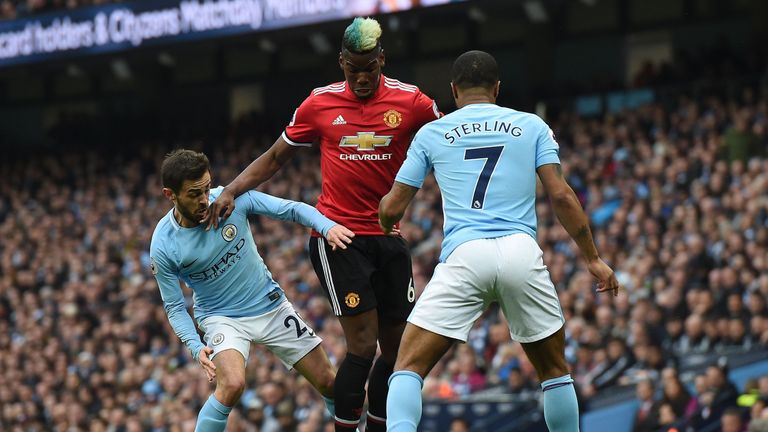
[345,292,361,308]
[383,109,402,128]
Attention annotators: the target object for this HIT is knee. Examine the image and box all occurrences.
[538,361,570,383]
[345,329,379,358]
[217,375,246,405]
[393,353,426,377]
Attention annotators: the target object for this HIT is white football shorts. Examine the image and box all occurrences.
[408,233,565,343]
[198,300,322,369]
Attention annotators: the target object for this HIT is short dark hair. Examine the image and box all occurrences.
[161,149,210,193]
[451,50,499,90]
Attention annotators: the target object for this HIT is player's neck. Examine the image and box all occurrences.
[457,96,494,108]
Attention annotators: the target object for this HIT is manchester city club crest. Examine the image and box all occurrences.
[221,224,237,242]
[149,257,157,275]
[383,109,402,128]
[212,333,225,346]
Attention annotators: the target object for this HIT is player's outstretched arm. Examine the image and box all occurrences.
[204,136,301,230]
[379,181,419,235]
[537,163,619,296]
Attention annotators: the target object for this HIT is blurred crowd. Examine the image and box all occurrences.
[0,0,117,20]
[0,80,767,431]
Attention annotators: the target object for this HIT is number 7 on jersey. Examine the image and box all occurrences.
[464,146,504,209]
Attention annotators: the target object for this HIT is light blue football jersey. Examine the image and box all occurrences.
[150,186,337,358]
[396,103,560,262]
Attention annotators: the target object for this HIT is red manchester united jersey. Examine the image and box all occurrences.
[283,75,441,235]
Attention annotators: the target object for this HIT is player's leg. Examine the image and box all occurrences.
[257,300,337,417]
[387,323,454,432]
[367,236,414,432]
[196,350,246,432]
[387,239,495,432]
[521,328,578,432]
[195,316,252,432]
[293,344,337,416]
[309,236,379,432]
[496,234,577,432]
[365,315,405,431]
[335,309,379,430]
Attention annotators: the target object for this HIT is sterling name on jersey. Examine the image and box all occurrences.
[149,186,336,357]
[283,75,441,235]
[396,103,561,262]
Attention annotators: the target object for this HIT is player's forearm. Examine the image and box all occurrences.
[550,189,599,263]
[281,201,336,236]
[226,154,283,197]
[378,193,405,231]
[379,182,418,231]
[164,301,205,359]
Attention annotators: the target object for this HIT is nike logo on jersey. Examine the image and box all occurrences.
[332,115,347,125]
[181,258,198,268]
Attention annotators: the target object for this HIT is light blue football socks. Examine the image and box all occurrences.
[386,371,424,432]
[323,395,336,417]
[195,394,232,432]
[541,374,579,432]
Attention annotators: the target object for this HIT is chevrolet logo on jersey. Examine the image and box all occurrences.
[339,132,393,151]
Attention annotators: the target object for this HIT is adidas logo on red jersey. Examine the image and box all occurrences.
[332,115,347,125]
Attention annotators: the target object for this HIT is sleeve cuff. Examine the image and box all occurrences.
[536,155,561,169]
[189,341,205,360]
[394,177,424,189]
[282,131,313,147]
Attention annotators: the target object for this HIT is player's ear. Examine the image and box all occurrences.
[494,81,500,99]
[162,187,175,201]
[378,49,385,68]
[450,82,458,100]
[338,52,344,70]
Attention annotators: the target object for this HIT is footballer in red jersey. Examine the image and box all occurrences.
[282,74,440,235]
[204,17,441,432]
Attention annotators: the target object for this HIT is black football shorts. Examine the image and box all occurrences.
[309,235,415,320]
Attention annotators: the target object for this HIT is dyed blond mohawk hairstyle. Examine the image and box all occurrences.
[342,17,382,53]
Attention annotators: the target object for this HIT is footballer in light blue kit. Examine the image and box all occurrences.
[380,51,619,432]
[149,149,354,432]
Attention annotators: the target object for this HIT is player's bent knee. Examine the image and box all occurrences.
[393,353,429,377]
[217,376,246,403]
[346,338,378,359]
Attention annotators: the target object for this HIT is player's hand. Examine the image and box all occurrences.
[203,188,236,230]
[325,225,355,251]
[379,222,402,237]
[197,347,217,382]
[380,221,394,236]
[588,258,619,296]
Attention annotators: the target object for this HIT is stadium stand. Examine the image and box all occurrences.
[0,79,766,430]
[0,0,767,431]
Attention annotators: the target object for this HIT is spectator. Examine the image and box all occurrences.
[661,375,692,419]
[449,418,471,432]
[722,407,747,432]
[633,379,661,432]
[723,110,760,163]
[656,403,679,431]
[708,364,740,409]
